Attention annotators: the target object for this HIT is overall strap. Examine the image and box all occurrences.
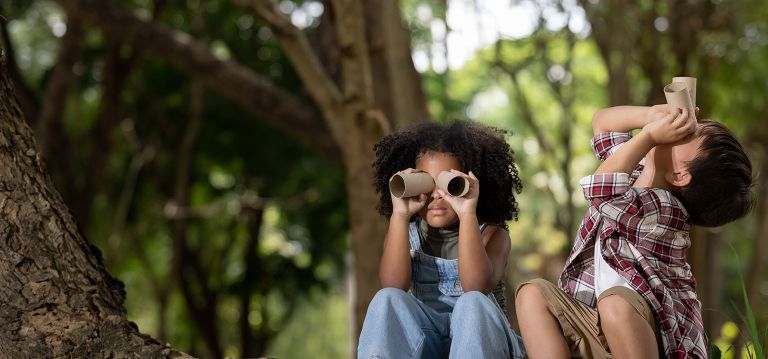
[407,221,421,254]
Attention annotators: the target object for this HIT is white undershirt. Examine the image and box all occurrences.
[593,239,632,297]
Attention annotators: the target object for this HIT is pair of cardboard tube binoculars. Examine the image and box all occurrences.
[663,76,696,114]
[389,171,469,198]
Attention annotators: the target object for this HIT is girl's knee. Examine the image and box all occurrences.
[458,290,487,302]
[372,287,410,305]
[453,291,494,315]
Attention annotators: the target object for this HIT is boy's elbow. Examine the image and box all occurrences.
[592,108,608,134]
[592,109,608,134]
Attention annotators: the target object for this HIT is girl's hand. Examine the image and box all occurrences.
[390,169,428,219]
[642,108,697,145]
[437,169,479,218]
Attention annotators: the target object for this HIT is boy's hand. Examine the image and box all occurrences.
[390,169,428,218]
[645,104,700,122]
[642,108,697,145]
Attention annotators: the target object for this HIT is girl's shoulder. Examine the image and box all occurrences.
[481,224,509,245]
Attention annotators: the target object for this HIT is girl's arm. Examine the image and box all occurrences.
[441,170,509,293]
[457,216,510,293]
[379,169,427,290]
[379,213,414,290]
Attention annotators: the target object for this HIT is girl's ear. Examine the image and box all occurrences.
[666,169,692,188]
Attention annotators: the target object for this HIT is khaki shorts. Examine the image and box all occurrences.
[517,279,661,358]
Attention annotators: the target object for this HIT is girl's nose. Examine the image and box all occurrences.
[430,184,442,199]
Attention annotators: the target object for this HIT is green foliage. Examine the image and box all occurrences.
[6,0,768,357]
[6,0,347,356]
[733,272,766,358]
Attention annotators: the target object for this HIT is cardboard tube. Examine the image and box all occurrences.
[664,82,695,114]
[672,76,697,108]
[437,171,469,197]
[389,172,434,198]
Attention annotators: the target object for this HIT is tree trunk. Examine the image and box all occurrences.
[0,53,190,357]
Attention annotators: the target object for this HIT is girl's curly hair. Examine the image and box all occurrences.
[372,121,522,228]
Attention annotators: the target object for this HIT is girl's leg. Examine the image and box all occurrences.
[358,288,449,359]
[515,281,570,359]
[597,294,659,359]
[448,291,525,359]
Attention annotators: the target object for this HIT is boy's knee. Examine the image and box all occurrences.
[515,279,547,310]
[597,295,637,328]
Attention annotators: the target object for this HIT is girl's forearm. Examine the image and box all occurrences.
[457,214,495,293]
[592,106,652,134]
[379,214,412,290]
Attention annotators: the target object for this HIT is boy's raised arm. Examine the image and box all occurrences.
[592,105,664,134]
[595,108,696,175]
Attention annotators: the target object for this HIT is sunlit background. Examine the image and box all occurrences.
[2,0,767,357]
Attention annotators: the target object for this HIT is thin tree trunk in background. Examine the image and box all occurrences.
[688,226,724,336]
[240,206,265,358]
[0,8,40,124]
[363,0,430,129]
[73,38,124,234]
[0,51,190,358]
[579,0,631,106]
[746,145,768,320]
[35,12,83,211]
[170,81,222,359]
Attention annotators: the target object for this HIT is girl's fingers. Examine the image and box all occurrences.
[437,189,451,198]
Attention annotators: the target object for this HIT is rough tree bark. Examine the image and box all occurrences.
[0,53,191,357]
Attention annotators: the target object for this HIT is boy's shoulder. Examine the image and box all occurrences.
[597,186,691,231]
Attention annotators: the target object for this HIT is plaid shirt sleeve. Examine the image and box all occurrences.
[580,172,632,204]
[591,131,632,161]
[589,131,645,185]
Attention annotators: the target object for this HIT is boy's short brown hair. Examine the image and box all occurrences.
[676,120,754,227]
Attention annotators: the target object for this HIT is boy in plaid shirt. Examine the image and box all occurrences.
[515,105,753,358]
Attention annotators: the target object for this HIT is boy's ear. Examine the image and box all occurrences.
[666,170,692,188]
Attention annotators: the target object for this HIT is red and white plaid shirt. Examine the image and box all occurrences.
[558,131,707,358]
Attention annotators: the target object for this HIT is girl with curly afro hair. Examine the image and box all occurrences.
[358,121,526,359]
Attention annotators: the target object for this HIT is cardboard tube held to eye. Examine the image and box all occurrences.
[437,171,469,197]
[672,76,697,107]
[664,82,695,114]
[389,172,435,198]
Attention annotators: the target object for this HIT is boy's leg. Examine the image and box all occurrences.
[358,288,449,359]
[597,287,660,359]
[515,279,570,359]
[448,291,525,359]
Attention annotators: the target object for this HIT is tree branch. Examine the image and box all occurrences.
[52,0,342,163]
[233,0,344,125]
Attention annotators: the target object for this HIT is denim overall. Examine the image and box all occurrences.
[358,221,526,358]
